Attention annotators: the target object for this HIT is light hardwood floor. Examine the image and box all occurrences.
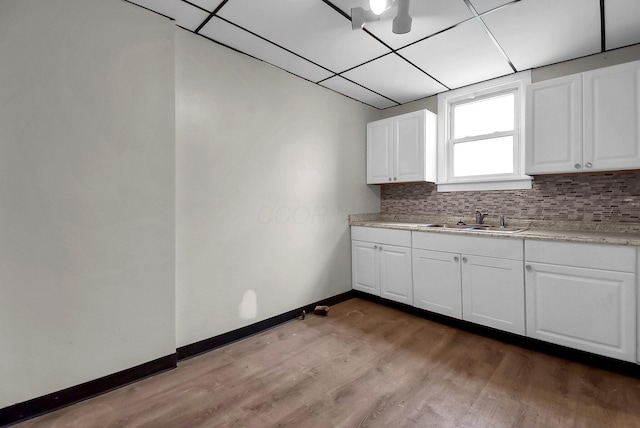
[16,298,640,427]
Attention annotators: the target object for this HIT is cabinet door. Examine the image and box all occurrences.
[461,255,525,335]
[525,74,583,174]
[366,119,393,184]
[394,111,425,183]
[525,262,636,362]
[413,249,462,318]
[379,244,413,305]
[584,60,640,171]
[351,240,378,295]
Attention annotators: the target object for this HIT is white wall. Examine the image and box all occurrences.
[175,30,380,347]
[0,0,176,407]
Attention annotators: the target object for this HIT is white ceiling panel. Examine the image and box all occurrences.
[124,0,640,109]
[189,0,225,12]
[320,76,398,109]
[469,0,515,14]
[126,0,209,31]
[217,0,390,73]
[200,17,334,83]
[332,0,474,50]
[482,0,601,71]
[399,19,513,89]
[605,0,640,50]
[342,53,448,103]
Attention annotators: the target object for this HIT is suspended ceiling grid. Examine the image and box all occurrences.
[125,0,640,109]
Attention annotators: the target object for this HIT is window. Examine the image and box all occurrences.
[437,72,531,192]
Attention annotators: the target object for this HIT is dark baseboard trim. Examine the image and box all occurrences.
[177,290,356,361]
[1,291,356,427]
[352,290,640,379]
[0,354,177,427]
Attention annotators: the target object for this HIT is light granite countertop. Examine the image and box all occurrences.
[349,213,640,246]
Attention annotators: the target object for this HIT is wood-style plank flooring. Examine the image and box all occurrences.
[16,298,640,427]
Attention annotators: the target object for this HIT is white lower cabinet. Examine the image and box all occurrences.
[378,245,412,303]
[413,248,462,318]
[412,233,525,335]
[525,240,637,362]
[461,255,524,334]
[352,240,379,295]
[351,226,413,305]
[352,226,639,363]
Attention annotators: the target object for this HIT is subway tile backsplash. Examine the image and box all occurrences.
[381,172,640,222]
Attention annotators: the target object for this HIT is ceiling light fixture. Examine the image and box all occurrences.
[369,0,395,15]
[351,0,412,34]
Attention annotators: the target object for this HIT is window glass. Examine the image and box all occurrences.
[436,71,531,192]
[453,93,514,139]
[453,136,513,177]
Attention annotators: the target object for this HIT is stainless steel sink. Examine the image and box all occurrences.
[417,223,482,228]
[480,226,528,233]
[417,223,489,229]
[417,223,527,233]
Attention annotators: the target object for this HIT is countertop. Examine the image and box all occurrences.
[349,213,640,246]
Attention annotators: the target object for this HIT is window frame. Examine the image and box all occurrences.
[437,71,532,192]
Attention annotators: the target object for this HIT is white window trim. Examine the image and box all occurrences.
[437,71,532,192]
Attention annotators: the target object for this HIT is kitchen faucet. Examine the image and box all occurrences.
[475,210,488,224]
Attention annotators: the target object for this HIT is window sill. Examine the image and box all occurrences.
[436,177,532,192]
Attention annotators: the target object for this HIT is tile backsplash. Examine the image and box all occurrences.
[381,171,640,222]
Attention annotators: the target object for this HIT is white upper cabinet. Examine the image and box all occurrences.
[525,59,640,175]
[366,110,437,184]
[366,119,393,184]
[525,74,583,174]
[584,61,640,172]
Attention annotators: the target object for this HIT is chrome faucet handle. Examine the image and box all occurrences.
[475,210,487,224]
[499,214,506,228]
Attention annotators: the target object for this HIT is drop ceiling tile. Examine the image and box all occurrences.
[200,17,334,83]
[342,53,448,103]
[469,0,515,14]
[189,0,224,12]
[332,0,474,50]
[605,0,640,50]
[216,0,390,73]
[320,76,398,109]
[481,0,601,71]
[127,0,209,31]
[399,19,513,89]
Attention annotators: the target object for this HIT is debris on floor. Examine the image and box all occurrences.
[314,305,330,316]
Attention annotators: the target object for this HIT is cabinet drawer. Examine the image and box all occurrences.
[525,240,636,272]
[351,226,411,247]
[412,232,523,260]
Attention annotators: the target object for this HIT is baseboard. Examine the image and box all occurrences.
[352,290,640,379]
[1,291,356,426]
[177,290,356,361]
[0,354,177,427]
